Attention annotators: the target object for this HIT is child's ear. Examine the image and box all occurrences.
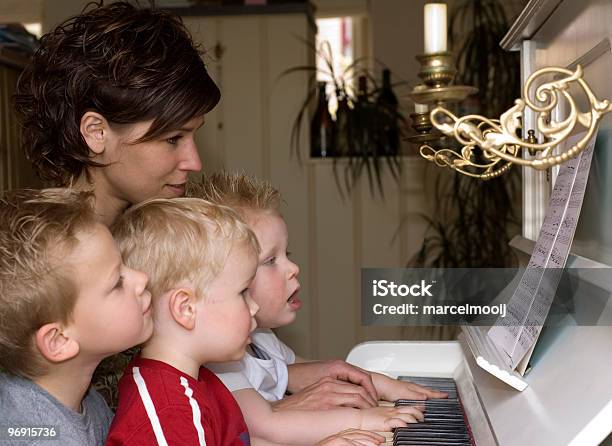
[35,323,80,363]
[168,288,197,330]
[79,111,109,155]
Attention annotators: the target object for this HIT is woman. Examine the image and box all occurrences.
[14,1,220,226]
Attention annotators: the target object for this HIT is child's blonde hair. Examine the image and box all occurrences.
[112,197,260,301]
[186,172,281,219]
[0,188,96,378]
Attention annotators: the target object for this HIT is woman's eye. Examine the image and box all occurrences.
[286,250,292,257]
[265,257,276,265]
[241,288,249,298]
[166,135,183,145]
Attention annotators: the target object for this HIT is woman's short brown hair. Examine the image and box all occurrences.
[14,1,220,186]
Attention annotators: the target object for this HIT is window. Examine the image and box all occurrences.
[315,17,354,115]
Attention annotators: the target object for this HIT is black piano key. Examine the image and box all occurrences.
[395,436,470,443]
[395,440,471,445]
[422,418,466,425]
[394,430,469,439]
[398,400,459,408]
[395,440,471,446]
[424,414,465,420]
[396,424,467,430]
[396,428,470,438]
[396,399,459,405]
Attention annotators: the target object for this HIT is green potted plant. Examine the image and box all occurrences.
[282,40,409,198]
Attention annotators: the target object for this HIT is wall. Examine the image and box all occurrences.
[0,0,41,24]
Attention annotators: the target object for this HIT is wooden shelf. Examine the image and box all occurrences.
[164,2,313,17]
[305,155,427,165]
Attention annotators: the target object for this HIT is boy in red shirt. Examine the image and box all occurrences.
[106,198,260,445]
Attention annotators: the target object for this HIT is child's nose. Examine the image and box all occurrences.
[246,295,259,316]
[132,268,149,296]
[287,260,299,279]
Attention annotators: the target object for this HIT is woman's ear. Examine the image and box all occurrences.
[35,323,80,363]
[80,111,109,155]
[168,288,198,330]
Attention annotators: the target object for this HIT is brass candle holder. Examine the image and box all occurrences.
[406,51,477,146]
[406,50,612,179]
[411,111,433,133]
[416,52,456,88]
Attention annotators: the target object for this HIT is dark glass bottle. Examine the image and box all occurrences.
[357,75,368,104]
[334,89,350,157]
[377,69,400,155]
[310,82,334,157]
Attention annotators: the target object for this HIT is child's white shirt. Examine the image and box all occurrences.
[208,328,296,401]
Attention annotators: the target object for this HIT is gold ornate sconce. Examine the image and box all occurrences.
[419,65,612,179]
[409,3,612,180]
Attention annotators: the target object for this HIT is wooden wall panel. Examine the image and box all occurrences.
[312,160,357,359]
[265,14,313,357]
[183,17,225,177]
[0,59,41,192]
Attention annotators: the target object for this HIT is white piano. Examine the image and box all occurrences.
[348,237,612,446]
[349,240,612,446]
[348,329,612,445]
[347,246,612,446]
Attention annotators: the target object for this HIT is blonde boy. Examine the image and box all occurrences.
[187,174,438,446]
[0,188,152,446]
[106,198,260,445]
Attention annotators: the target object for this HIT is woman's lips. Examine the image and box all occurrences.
[166,183,186,196]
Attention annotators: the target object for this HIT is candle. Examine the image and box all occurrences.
[415,102,428,114]
[424,3,447,54]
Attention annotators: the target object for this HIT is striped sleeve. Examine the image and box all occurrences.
[108,367,212,446]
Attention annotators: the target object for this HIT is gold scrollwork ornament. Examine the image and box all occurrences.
[420,65,612,179]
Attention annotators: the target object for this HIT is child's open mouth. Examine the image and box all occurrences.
[287,290,302,310]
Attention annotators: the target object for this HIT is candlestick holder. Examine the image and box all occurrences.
[405,51,477,147]
[408,111,446,144]
[416,52,456,88]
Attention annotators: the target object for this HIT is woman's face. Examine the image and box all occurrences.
[93,115,205,206]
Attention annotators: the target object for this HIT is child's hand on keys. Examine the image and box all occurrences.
[317,429,386,446]
[376,374,447,401]
[358,405,424,431]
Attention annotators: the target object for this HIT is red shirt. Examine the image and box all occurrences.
[106,357,250,446]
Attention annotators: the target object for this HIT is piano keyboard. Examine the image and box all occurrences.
[384,376,474,446]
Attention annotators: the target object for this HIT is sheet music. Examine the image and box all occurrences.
[488,131,597,370]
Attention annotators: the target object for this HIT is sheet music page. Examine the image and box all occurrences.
[488,131,597,370]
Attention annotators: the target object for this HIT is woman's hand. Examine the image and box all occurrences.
[272,377,377,410]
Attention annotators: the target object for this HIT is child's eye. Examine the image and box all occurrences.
[286,250,292,257]
[113,276,124,290]
[264,257,276,265]
[240,288,249,298]
[166,135,183,145]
